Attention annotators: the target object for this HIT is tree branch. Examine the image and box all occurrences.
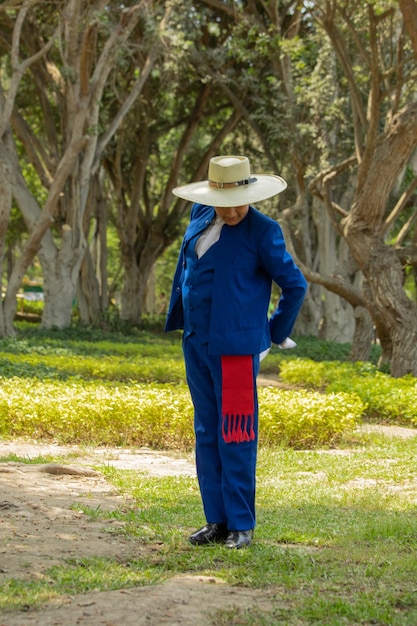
[357,5,382,191]
[350,102,417,230]
[309,155,355,232]
[160,83,212,216]
[395,208,417,248]
[166,109,243,234]
[0,2,59,138]
[384,175,417,236]
[399,0,417,60]
[280,217,365,308]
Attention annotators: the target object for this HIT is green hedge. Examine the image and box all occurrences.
[259,387,363,448]
[0,377,362,450]
[1,329,412,449]
[0,378,194,449]
[279,358,417,426]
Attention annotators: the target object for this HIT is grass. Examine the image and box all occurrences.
[1,438,417,623]
[0,324,416,624]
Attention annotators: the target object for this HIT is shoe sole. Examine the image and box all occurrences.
[189,536,227,546]
[224,541,251,549]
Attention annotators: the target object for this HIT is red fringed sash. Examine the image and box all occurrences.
[221,355,255,444]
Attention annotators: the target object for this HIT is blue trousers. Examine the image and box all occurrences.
[183,334,260,531]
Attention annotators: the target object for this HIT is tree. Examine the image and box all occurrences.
[0,0,59,336]
[101,2,246,321]
[306,1,417,376]
[0,138,12,335]
[195,0,364,343]
[191,0,417,374]
[0,0,173,333]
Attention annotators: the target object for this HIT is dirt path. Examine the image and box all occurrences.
[1,413,416,626]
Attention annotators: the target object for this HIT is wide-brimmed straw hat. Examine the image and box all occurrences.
[172,155,287,208]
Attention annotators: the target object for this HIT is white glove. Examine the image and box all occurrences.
[259,348,271,362]
[278,337,297,349]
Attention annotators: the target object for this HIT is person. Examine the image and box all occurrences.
[165,155,307,549]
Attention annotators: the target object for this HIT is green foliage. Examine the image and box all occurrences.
[259,388,364,449]
[280,358,417,426]
[0,329,413,450]
[16,300,44,317]
[0,329,367,450]
[278,357,341,388]
[260,336,381,377]
[0,325,185,382]
[0,350,185,383]
[0,378,194,449]
[259,336,382,385]
[0,376,362,450]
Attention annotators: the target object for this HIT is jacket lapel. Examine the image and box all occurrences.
[183,206,216,248]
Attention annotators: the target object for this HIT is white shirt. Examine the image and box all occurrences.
[195,216,225,258]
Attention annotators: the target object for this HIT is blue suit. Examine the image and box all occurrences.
[165,203,307,531]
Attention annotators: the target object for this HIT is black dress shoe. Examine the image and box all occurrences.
[189,523,228,545]
[225,529,253,549]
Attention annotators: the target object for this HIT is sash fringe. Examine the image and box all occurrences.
[222,413,255,443]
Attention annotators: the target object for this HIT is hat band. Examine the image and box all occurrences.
[208,176,257,189]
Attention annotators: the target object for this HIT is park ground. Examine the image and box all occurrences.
[1,377,416,626]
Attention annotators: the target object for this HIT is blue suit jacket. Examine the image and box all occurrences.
[165,204,307,355]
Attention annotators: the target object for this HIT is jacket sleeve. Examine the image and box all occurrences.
[258,221,307,345]
[164,245,184,332]
[164,203,209,332]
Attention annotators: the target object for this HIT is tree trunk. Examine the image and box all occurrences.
[0,153,12,337]
[283,183,366,347]
[391,324,417,378]
[41,276,76,329]
[292,196,322,337]
[120,239,163,322]
[94,187,109,311]
[120,263,143,322]
[144,266,156,314]
[312,196,354,342]
[77,248,101,325]
[349,305,374,362]
[345,228,417,375]
[343,104,417,376]
[39,225,86,329]
[369,244,417,377]
[399,0,417,58]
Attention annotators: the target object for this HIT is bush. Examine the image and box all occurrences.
[259,336,382,376]
[0,375,363,450]
[0,329,409,449]
[0,378,194,449]
[279,359,417,426]
[259,387,364,448]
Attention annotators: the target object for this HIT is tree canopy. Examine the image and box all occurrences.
[0,0,416,376]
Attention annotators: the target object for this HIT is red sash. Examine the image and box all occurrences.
[221,355,255,444]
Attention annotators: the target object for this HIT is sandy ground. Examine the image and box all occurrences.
[1,392,416,626]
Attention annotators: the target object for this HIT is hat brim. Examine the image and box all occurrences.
[172,174,287,207]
